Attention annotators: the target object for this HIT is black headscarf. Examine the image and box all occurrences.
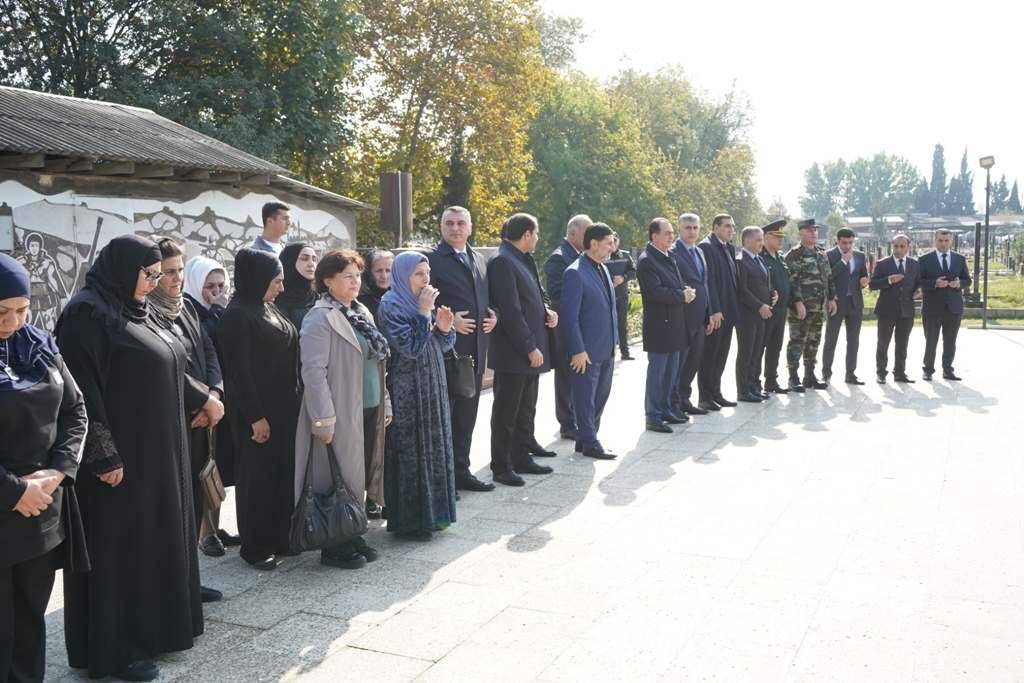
[0,252,58,393]
[360,249,391,302]
[275,242,316,310]
[60,235,161,332]
[231,248,283,306]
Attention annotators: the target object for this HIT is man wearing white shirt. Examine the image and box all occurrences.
[823,227,869,384]
[869,234,921,383]
[251,202,289,255]
[917,229,972,380]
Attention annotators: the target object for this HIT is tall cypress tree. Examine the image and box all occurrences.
[992,175,1009,212]
[947,149,975,215]
[1009,180,1022,214]
[929,144,946,214]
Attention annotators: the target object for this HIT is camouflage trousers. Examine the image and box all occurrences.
[786,309,824,372]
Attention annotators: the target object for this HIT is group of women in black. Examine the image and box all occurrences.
[1,237,458,682]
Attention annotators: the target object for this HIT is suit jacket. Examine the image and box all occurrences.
[827,247,868,313]
[560,254,618,362]
[427,241,490,373]
[870,256,921,319]
[698,235,738,322]
[736,251,773,322]
[672,239,714,331]
[636,244,687,353]
[606,248,637,303]
[543,239,581,310]
[918,249,972,317]
[487,241,551,375]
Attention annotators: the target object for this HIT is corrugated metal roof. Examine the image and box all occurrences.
[0,86,288,175]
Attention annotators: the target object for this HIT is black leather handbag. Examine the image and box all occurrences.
[289,438,367,552]
[444,349,477,400]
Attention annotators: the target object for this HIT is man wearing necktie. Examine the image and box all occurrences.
[427,207,502,493]
[696,214,740,410]
[822,228,869,385]
[869,234,921,383]
[918,229,972,381]
[735,226,778,402]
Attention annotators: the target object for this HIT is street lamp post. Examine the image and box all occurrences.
[979,156,995,329]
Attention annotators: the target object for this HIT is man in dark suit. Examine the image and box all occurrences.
[488,213,560,487]
[427,206,499,492]
[637,218,695,432]
[735,226,778,402]
[560,223,618,460]
[671,213,718,416]
[758,220,791,393]
[918,229,972,380]
[869,233,921,383]
[822,227,869,384]
[543,214,590,440]
[697,213,739,411]
[607,234,637,360]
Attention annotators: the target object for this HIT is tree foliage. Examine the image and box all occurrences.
[1009,180,1021,214]
[929,144,947,215]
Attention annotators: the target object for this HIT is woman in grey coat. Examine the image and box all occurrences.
[295,249,391,569]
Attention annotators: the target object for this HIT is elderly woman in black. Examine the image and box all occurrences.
[275,242,318,330]
[0,254,87,683]
[56,235,202,682]
[216,248,300,571]
[149,239,227,597]
[357,248,393,325]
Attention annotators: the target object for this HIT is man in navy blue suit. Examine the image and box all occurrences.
[918,229,972,380]
[697,214,739,411]
[671,213,718,416]
[560,223,619,460]
[822,227,870,385]
[427,206,500,492]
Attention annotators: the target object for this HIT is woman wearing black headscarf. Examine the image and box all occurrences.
[56,235,202,682]
[216,248,300,571]
[0,253,88,683]
[275,242,318,331]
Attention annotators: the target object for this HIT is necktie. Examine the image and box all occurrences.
[458,251,471,269]
[690,247,703,278]
[897,259,904,274]
[941,252,948,274]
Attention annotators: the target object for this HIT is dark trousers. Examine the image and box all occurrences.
[570,356,614,450]
[822,304,863,377]
[449,372,483,478]
[698,320,734,402]
[490,372,539,476]
[615,292,630,355]
[877,316,913,377]
[0,550,57,683]
[673,326,704,410]
[922,313,961,373]
[735,316,766,394]
[363,405,379,492]
[759,307,786,383]
[645,351,680,422]
[554,364,576,436]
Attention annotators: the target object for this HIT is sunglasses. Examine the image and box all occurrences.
[140,267,164,282]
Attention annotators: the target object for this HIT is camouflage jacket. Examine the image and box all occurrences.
[784,244,835,310]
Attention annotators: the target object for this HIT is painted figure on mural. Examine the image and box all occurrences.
[17,232,68,330]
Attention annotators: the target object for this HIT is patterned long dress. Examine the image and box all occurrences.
[378,300,457,535]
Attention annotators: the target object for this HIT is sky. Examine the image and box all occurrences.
[542,0,1024,217]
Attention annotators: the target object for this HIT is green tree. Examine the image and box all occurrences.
[929,144,947,214]
[439,130,473,216]
[799,160,846,218]
[912,178,931,213]
[991,174,1009,213]
[536,12,585,71]
[946,149,975,215]
[1009,180,1021,214]
[843,153,919,240]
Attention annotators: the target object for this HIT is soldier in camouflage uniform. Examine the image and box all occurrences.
[784,218,837,391]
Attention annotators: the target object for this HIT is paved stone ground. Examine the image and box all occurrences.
[44,326,1024,681]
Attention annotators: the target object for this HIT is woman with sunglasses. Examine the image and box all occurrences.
[55,235,203,682]
[183,255,240,554]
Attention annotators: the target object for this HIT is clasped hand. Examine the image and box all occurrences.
[13,469,65,517]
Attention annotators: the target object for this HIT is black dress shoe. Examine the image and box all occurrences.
[876,373,887,384]
[845,374,865,385]
[822,372,832,384]
[352,536,379,562]
[247,555,281,571]
[574,442,583,453]
[527,443,558,458]
[682,402,710,415]
[366,499,383,519]
[663,413,688,424]
[713,395,737,407]
[697,401,721,412]
[456,474,496,492]
[115,660,159,682]
[894,375,915,383]
[216,529,241,547]
[200,586,223,603]
[803,375,827,390]
[788,375,806,393]
[493,471,526,487]
[321,543,367,569]
[757,390,771,399]
[923,371,933,381]
[620,352,635,360]
[764,381,789,394]
[514,459,553,475]
[943,371,962,381]
[646,421,673,433]
[199,534,225,557]
[582,447,616,460]
[737,392,763,403]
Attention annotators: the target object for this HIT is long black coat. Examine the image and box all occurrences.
[736,251,773,322]
[636,244,688,353]
[542,239,579,310]
[698,235,739,322]
[870,256,921,319]
[488,240,551,375]
[427,241,490,377]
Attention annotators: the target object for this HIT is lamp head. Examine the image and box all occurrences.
[979,156,995,170]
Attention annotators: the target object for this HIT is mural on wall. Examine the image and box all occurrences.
[0,179,353,330]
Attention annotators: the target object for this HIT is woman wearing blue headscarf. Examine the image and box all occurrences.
[0,253,88,683]
[378,251,457,540]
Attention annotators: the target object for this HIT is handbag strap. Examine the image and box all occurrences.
[308,435,358,501]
